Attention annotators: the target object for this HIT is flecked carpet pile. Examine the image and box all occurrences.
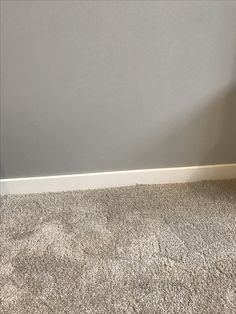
[0,180,236,313]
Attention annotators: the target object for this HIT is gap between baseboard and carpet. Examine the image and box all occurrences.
[0,163,236,195]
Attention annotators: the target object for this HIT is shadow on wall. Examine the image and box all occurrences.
[202,84,236,165]
[135,84,236,171]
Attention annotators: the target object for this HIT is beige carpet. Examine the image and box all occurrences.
[0,180,236,313]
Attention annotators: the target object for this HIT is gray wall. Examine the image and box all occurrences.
[1,1,236,179]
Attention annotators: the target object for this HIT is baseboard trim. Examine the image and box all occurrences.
[1,164,236,195]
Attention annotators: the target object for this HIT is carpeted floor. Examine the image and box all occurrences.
[0,180,236,313]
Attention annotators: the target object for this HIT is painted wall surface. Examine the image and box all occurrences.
[1,1,236,178]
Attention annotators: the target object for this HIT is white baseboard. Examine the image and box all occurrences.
[1,164,236,195]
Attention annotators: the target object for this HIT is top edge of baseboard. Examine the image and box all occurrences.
[1,163,236,195]
[1,163,236,182]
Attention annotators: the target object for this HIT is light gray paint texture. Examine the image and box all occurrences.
[1,1,236,179]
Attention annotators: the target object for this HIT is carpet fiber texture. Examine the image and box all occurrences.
[0,180,236,313]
